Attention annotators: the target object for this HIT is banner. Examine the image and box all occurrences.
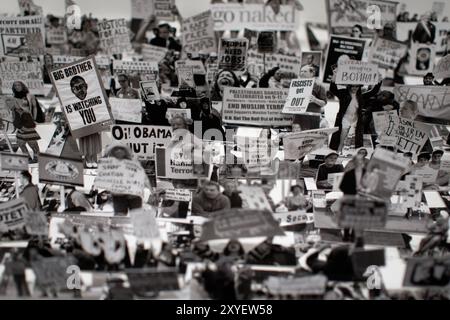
[211,4,299,31]
[218,38,248,72]
[0,15,45,57]
[130,207,160,240]
[326,0,398,36]
[38,153,84,187]
[131,0,154,19]
[323,35,367,83]
[282,78,315,114]
[337,196,388,230]
[94,157,146,198]
[283,127,339,160]
[0,61,44,95]
[222,87,292,127]
[0,152,29,171]
[200,209,285,241]
[140,80,160,102]
[98,19,132,56]
[336,60,379,86]
[0,199,28,232]
[50,57,113,138]
[407,43,436,76]
[394,85,450,121]
[182,10,216,55]
[111,125,172,160]
[369,37,408,70]
[273,211,314,227]
[395,118,430,154]
[109,98,142,123]
[46,27,67,45]
[433,54,450,79]
[142,44,168,62]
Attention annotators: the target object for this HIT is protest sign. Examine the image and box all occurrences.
[264,275,327,297]
[336,60,379,86]
[360,148,408,200]
[323,35,367,83]
[218,38,248,73]
[131,0,154,19]
[94,157,146,198]
[24,211,48,236]
[247,51,302,77]
[211,4,299,31]
[283,128,339,160]
[31,257,75,290]
[52,55,84,69]
[142,44,168,63]
[50,57,113,138]
[111,125,172,160]
[46,27,67,45]
[155,145,206,180]
[326,0,398,36]
[374,110,399,146]
[403,256,450,288]
[200,209,285,241]
[337,196,388,230]
[257,31,277,54]
[397,22,450,55]
[23,32,44,56]
[113,60,159,88]
[273,211,314,227]
[175,60,206,75]
[0,153,28,171]
[222,87,292,127]
[238,186,273,212]
[126,268,180,293]
[0,199,28,232]
[395,118,430,154]
[282,78,315,114]
[369,37,408,70]
[394,85,450,121]
[164,189,192,202]
[0,96,14,123]
[407,43,436,76]
[372,110,398,135]
[38,153,84,187]
[328,172,344,191]
[98,19,132,56]
[414,166,439,185]
[433,54,450,79]
[0,61,44,95]
[140,80,160,102]
[177,66,195,89]
[182,10,216,55]
[130,207,160,240]
[109,98,142,124]
[166,108,191,122]
[154,0,175,21]
[0,15,45,57]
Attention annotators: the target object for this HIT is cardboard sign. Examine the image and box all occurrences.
[407,43,436,76]
[113,60,159,84]
[200,209,285,241]
[326,0,398,36]
[301,52,322,78]
[142,44,168,63]
[218,38,248,73]
[212,4,299,31]
[131,0,154,19]
[264,275,327,296]
[0,61,44,95]
[323,35,367,83]
[140,80,160,102]
[24,211,48,236]
[282,78,315,114]
[222,87,292,127]
[110,98,142,124]
[0,96,15,122]
[130,207,160,240]
[273,211,314,227]
[0,153,28,171]
[369,37,408,70]
[395,118,430,154]
[337,196,388,230]
[283,127,339,160]
[154,0,175,21]
[182,10,216,55]
[394,85,450,121]
[164,188,192,202]
[0,15,45,57]
[336,60,379,86]
[126,268,180,292]
[94,157,146,198]
[38,153,84,187]
[111,125,172,160]
[31,257,75,290]
[0,199,28,232]
[50,57,113,138]
[46,27,67,45]
[98,19,132,56]
[403,256,450,288]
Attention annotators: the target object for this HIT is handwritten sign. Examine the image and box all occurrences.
[434,54,450,79]
[110,98,142,124]
[336,60,379,86]
[283,128,339,160]
[98,19,132,56]
[395,118,430,154]
[182,10,216,55]
[0,61,44,95]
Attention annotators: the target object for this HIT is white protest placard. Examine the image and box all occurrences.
[434,54,450,80]
[222,87,292,127]
[273,211,314,227]
[140,80,160,102]
[95,157,146,198]
[414,166,439,185]
[328,172,345,191]
[166,108,191,122]
[155,147,196,180]
[109,98,142,124]
[282,78,315,114]
[0,15,45,57]
[374,111,399,146]
[212,4,299,31]
[46,27,67,45]
[336,60,379,86]
[0,61,44,95]
[218,38,248,73]
[164,189,192,202]
[182,10,216,55]
[238,185,273,212]
[142,44,168,63]
[395,118,430,154]
[0,96,15,122]
[372,110,398,135]
[177,66,195,88]
[50,57,113,138]
[0,199,28,232]
[175,60,206,75]
[283,127,339,160]
[111,125,172,160]
[131,0,154,19]
[247,51,302,77]
[130,207,160,240]
[369,37,408,70]
[98,19,132,56]
[394,85,450,121]
[154,0,175,21]
[407,43,436,76]
[113,60,159,85]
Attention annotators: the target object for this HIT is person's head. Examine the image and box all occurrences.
[404,152,413,160]
[118,74,130,89]
[292,122,302,132]
[223,180,237,194]
[421,12,431,23]
[49,16,60,28]
[20,171,32,186]
[423,73,435,85]
[273,69,284,81]
[12,81,29,96]
[305,54,314,65]
[356,148,368,159]
[200,97,210,111]
[300,65,315,78]
[43,53,53,66]
[432,149,444,163]
[351,24,363,38]
[382,22,396,38]
[177,97,188,109]
[324,152,339,166]
[203,181,221,199]
[170,115,191,131]
[400,100,418,119]
[108,145,133,160]
[224,239,244,256]
[417,152,431,166]
[158,23,171,40]
[290,184,304,196]
[70,76,88,100]
[215,70,239,93]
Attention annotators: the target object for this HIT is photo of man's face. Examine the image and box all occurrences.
[70,76,88,100]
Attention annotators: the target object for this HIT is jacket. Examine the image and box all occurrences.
[20,184,41,211]
[191,191,231,216]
